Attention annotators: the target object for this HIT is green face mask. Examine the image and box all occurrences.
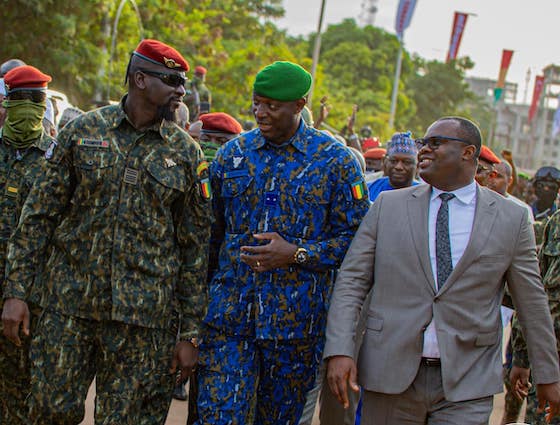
[2,99,46,147]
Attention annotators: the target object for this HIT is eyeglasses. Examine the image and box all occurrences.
[138,68,187,88]
[415,135,472,151]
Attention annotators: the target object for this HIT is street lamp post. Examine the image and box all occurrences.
[308,0,327,109]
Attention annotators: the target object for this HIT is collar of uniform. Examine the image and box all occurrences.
[110,95,166,136]
[34,131,55,152]
[251,119,308,153]
[105,96,128,130]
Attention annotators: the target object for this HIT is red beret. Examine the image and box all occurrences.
[362,136,380,150]
[200,112,242,135]
[4,65,51,92]
[479,145,500,164]
[133,39,189,71]
[195,66,207,75]
[363,148,386,160]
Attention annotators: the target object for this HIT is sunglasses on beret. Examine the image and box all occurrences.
[138,68,187,88]
[414,135,472,150]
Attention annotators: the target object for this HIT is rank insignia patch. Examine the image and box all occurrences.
[45,140,58,159]
[164,158,177,168]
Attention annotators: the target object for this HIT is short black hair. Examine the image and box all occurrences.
[438,116,482,158]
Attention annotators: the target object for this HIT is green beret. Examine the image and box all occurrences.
[253,61,312,101]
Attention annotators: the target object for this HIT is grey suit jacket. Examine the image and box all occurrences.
[324,183,560,402]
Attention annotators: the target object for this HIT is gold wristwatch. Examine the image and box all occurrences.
[293,247,309,265]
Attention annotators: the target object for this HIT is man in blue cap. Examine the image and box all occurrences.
[367,131,419,202]
[195,61,370,424]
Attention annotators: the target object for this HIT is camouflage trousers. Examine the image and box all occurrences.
[502,364,524,423]
[0,303,40,424]
[27,309,176,425]
[195,329,323,425]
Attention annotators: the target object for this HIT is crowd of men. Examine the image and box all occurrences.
[1,37,560,425]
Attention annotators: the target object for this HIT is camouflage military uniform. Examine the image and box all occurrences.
[195,121,371,424]
[0,131,53,424]
[3,99,211,424]
[512,209,560,424]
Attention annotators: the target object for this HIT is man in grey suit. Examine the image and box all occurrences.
[324,116,560,424]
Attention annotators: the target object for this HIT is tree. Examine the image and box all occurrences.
[406,57,478,135]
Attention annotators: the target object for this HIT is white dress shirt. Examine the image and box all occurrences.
[422,181,477,358]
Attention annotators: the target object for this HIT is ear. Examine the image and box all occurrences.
[134,71,147,90]
[294,98,306,114]
[462,145,477,161]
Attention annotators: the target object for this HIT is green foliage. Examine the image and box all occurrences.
[0,1,478,141]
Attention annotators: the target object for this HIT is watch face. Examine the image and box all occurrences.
[296,250,308,264]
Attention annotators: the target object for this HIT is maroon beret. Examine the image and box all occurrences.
[363,147,386,160]
[4,65,51,92]
[195,66,207,75]
[200,112,242,135]
[133,39,189,71]
[479,145,501,164]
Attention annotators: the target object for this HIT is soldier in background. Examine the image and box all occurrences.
[185,65,212,121]
[1,39,211,423]
[511,209,560,424]
[0,65,54,425]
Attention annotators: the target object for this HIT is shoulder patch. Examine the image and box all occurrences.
[196,161,209,177]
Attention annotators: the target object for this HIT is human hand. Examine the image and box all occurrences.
[537,382,560,423]
[510,365,531,399]
[327,355,360,409]
[240,232,297,272]
[501,149,513,163]
[170,340,199,382]
[2,298,30,346]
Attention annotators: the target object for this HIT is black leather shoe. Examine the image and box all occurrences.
[172,382,187,401]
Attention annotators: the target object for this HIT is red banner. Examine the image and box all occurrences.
[496,49,514,89]
[446,12,469,63]
[528,75,545,124]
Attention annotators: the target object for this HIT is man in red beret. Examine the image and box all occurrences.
[475,145,501,187]
[2,39,211,423]
[0,64,55,424]
[198,112,242,161]
[185,65,212,121]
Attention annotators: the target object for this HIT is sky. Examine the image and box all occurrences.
[276,0,560,104]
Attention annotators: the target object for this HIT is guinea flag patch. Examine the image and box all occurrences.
[351,180,367,200]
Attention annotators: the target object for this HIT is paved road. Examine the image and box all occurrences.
[79,383,513,424]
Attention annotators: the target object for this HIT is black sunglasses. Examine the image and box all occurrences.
[138,68,187,88]
[415,135,472,150]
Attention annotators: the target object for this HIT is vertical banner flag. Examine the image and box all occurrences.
[494,49,514,102]
[528,75,545,124]
[552,95,560,138]
[395,0,418,40]
[446,12,469,63]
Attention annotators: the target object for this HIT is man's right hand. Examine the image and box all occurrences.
[537,382,560,423]
[327,355,360,409]
[510,365,531,400]
[2,298,30,346]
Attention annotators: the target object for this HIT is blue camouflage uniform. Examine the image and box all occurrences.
[196,120,370,424]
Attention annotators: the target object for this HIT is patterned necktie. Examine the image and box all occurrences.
[436,193,456,288]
